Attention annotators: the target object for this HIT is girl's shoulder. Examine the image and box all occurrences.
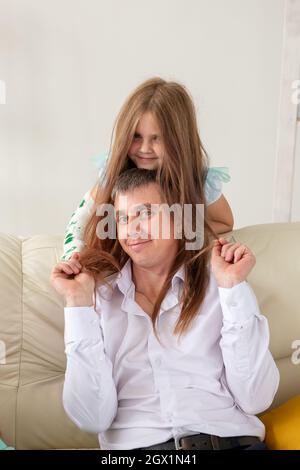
[92,151,109,179]
[204,167,231,206]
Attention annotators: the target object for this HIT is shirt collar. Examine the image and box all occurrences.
[117,258,185,292]
[97,258,185,312]
[95,259,131,301]
[116,258,134,296]
[172,264,185,288]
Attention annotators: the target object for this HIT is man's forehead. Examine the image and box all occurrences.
[115,187,162,210]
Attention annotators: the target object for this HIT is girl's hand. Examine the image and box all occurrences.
[211,238,256,288]
[50,255,95,307]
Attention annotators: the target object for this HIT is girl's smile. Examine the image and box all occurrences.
[135,155,159,164]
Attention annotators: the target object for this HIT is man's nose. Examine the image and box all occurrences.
[128,218,141,238]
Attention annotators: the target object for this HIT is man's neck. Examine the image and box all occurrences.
[132,262,173,304]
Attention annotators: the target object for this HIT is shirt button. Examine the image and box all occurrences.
[155,358,162,367]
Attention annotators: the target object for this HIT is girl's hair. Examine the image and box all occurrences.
[80,77,218,341]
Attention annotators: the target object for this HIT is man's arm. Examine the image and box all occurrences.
[218,281,279,415]
[211,239,280,415]
[50,256,118,433]
[63,305,118,433]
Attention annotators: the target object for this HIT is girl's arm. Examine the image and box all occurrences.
[206,194,234,234]
[204,167,234,234]
[61,150,107,260]
[61,184,98,261]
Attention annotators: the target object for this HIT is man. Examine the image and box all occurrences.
[51,168,279,450]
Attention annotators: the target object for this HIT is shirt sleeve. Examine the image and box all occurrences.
[204,167,231,206]
[218,281,280,415]
[61,191,95,261]
[91,151,109,181]
[63,306,118,433]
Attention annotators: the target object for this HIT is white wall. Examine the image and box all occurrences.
[0,0,285,236]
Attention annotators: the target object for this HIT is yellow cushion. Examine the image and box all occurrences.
[260,395,300,450]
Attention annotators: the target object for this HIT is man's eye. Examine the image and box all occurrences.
[139,209,152,219]
[118,216,128,224]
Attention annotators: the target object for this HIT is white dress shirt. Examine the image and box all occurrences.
[63,258,279,450]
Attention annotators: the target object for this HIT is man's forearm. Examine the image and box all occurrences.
[218,282,280,415]
[63,306,118,433]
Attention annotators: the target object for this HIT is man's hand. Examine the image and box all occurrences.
[211,238,256,288]
[50,252,95,307]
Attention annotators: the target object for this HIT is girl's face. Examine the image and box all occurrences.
[128,111,165,170]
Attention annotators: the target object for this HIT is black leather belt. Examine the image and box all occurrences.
[138,433,261,450]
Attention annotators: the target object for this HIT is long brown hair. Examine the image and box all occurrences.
[80,77,218,341]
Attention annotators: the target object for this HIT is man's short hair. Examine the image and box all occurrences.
[111,168,158,200]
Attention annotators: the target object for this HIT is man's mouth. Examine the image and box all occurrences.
[127,239,152,247]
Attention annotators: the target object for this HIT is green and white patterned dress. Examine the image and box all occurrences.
[61,166,230,261]
[0,438,14,450]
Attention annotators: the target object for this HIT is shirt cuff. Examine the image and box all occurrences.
[218,281,260,324]
[64,306,102,343]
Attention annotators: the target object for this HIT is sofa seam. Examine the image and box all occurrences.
[18,373,66,388]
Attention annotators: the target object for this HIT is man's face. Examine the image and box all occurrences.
[115,183,179,269]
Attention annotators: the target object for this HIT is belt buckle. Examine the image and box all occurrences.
[174,432,201,450]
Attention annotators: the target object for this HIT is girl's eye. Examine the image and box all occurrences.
[134,133,141,140]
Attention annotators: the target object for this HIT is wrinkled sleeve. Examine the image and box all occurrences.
[91,151,109,182]
[63,306,118,433]
[61,152,109,261]
[204,167,231,206]
[218,281,280,416]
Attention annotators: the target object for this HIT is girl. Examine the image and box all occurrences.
[61,77,233,261]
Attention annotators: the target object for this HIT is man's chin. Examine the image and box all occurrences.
[131,257,155,269]
[128,249,155,267]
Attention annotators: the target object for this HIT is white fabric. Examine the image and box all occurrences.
[63,259,279,450]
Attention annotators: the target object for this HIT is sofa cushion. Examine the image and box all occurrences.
[0,234,99,449]
[260,395,300,450]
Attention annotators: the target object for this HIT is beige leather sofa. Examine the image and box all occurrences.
[0,222,300,449]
